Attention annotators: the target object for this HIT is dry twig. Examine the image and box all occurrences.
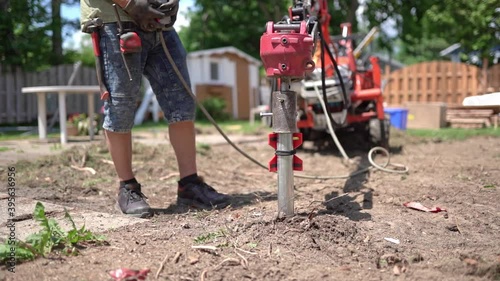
[155,253,169,279]
[454,217,463,235]
[234,250,248,269]
[172,252,182,264]
[192,245,218,251]
[101,159,114,165]
[200,269,208,281]
[234,247,257,255]
[160,173,180,181]
[70,165,96,175]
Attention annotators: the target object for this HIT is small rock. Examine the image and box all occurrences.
[188,255,199,265]
[463,258,478,266]
[393,265,401,276]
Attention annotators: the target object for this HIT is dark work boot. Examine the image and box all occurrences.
[117,182,152,218]
[177,177,231,209]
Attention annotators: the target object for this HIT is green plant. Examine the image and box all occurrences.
[0,147,11,152]
[195,97,230,122]
[194,229,226,244]
[67,113,100,136]
[0,202,106,264]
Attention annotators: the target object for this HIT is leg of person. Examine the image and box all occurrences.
[144,29,231,209]
[100,23,152,218]
[168,121,197,178]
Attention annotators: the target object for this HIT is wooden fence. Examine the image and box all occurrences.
[383,61,500,106]
[2,61,500,124]
[0,64,99,124]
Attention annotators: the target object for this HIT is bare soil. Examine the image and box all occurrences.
[1,129,499,281]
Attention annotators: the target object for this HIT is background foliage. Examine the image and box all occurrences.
[0,0,79,70]
[0,0,498,70]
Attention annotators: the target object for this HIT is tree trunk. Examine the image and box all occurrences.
[0,0,19,70]
[347,0,359,29]
[51,0,63,65]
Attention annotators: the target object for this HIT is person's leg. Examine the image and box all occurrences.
[100,23,154,217]
[105,131,133,181]
[168,121,197,179]
[144,29,231,209]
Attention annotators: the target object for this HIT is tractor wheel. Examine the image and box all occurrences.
[368,117,390,149]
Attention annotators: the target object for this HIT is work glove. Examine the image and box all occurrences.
[153,0,179,28]
[121,0,165,32]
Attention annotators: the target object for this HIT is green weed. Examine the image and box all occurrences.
[194,229,226,244]
[82,178,109,188]
[196,143,211,155]
[246,242,258,248]
[0,146,11,152]
[0,202,106,264]
[50,143,63,151]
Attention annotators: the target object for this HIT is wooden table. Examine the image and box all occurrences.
[21,86,101,144]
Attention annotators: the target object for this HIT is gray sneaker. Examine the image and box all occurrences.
[117,183,152,218]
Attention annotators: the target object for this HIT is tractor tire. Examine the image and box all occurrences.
[369,117,390,149]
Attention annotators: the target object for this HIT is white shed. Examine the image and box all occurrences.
[187,46,261,119]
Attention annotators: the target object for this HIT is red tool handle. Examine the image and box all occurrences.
[91,32,101,57]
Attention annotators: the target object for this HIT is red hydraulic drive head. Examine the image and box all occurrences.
[260,21,315,79]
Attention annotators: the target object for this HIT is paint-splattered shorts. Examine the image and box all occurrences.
[100,23,195,133]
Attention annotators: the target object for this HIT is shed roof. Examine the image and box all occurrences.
[188,46,261,66]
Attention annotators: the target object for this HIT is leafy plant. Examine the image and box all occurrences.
[194,229,226,244]
[195,97,230,122]
[0,202,106,264]
[67,113,100,136]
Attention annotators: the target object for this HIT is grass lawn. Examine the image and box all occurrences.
[406,127,500,140]
[132,120,271,135]
[1,122,499,142]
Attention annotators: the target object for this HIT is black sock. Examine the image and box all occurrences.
[120,178,138,188]
[178,173,199,186]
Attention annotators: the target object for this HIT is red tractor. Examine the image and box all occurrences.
[294,0,390,149]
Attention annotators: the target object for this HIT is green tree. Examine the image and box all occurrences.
[362,0,499,65]
[179,0,361,58]
[0,0,79,70]
[50,0,80,65]
[179,0,289,58]
[363,0,440,63]
[425,0,498,66]
[329,0,360,35]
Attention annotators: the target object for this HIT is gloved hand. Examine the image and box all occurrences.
[121,0,165,32]
[154,0,179,28]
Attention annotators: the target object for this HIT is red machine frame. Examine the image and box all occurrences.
[295,1,386,132]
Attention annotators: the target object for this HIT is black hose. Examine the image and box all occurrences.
[317,28,349,128]
[320,32,349,110]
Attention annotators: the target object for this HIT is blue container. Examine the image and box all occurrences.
[384,107,408,130]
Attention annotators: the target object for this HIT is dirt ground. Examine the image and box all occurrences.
[1,128,499,281]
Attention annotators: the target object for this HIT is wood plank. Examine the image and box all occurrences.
[15,67,24,123]
[447,109,494,115]
[5,71,15,123]
[450,123,484,129]
[447,117,491,126]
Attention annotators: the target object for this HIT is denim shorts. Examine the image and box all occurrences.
[99,23,195,132]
